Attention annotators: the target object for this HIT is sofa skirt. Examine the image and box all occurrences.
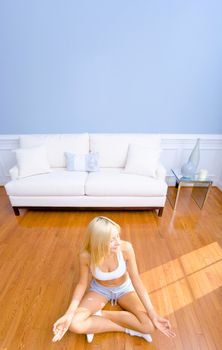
[9,195,166,207]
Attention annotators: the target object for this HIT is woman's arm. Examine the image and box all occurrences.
[52,252,91,342]
[65,252,91,316]
[124,242,156,318]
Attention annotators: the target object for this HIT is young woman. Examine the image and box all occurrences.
[52,216,175,343]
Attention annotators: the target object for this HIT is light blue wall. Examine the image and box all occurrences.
[0,0,222,134]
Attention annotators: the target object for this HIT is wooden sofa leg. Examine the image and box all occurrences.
[12,207,20,216]
[158,207,164,217]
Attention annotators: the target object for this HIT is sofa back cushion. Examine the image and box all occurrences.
[90,134,161,168]
[20,134,89,168]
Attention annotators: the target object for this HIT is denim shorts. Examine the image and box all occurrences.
[89,278,135,305]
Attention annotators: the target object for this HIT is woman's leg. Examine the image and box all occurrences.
[101,291,155,334]
[69,291,125,334]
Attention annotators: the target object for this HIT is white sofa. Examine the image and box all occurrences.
[5,134,168,216]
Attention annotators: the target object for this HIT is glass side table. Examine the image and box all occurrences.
[167,169,213,210]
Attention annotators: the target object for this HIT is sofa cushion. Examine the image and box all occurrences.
[14,145,51,178]
[20,134,89,168]
[85,171,167,196]
[90,134,161,168]
[5,169,88,196]
[124,144,160,178]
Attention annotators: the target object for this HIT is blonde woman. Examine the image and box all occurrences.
[52,216,175,343]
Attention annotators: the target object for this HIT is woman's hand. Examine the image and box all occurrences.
[52,313,73,342]
[152,314,176,338]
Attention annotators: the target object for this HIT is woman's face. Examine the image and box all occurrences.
[109,229,120,253]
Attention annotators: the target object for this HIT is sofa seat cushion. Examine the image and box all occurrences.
[85,172,167,197]
[5,169,88,196]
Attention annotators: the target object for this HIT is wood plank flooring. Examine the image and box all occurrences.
[0,186,222,350]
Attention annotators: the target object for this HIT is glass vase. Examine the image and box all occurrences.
[181,138,200,178]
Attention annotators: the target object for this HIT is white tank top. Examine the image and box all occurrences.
[92,250,126,281]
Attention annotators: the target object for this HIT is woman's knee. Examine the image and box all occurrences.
[69,321,85,334]
[69,312,88,334]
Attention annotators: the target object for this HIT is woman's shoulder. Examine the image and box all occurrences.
[120,240,134,257]
[120,240,133,250]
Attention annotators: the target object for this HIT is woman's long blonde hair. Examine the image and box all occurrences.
[82,216,121,270]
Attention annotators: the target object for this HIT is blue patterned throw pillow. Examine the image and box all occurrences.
[65,152,99,172]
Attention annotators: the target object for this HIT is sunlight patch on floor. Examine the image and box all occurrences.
[140,242,222,316]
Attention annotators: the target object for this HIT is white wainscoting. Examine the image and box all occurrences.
[0,134,222,190]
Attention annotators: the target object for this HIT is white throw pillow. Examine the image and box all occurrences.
[14,145,51,178]
[124,144,160,177]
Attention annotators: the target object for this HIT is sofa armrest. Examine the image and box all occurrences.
[9,165,19,180]
[156,163,167,181]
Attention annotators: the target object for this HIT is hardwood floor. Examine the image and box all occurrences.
[0,186,222,350]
